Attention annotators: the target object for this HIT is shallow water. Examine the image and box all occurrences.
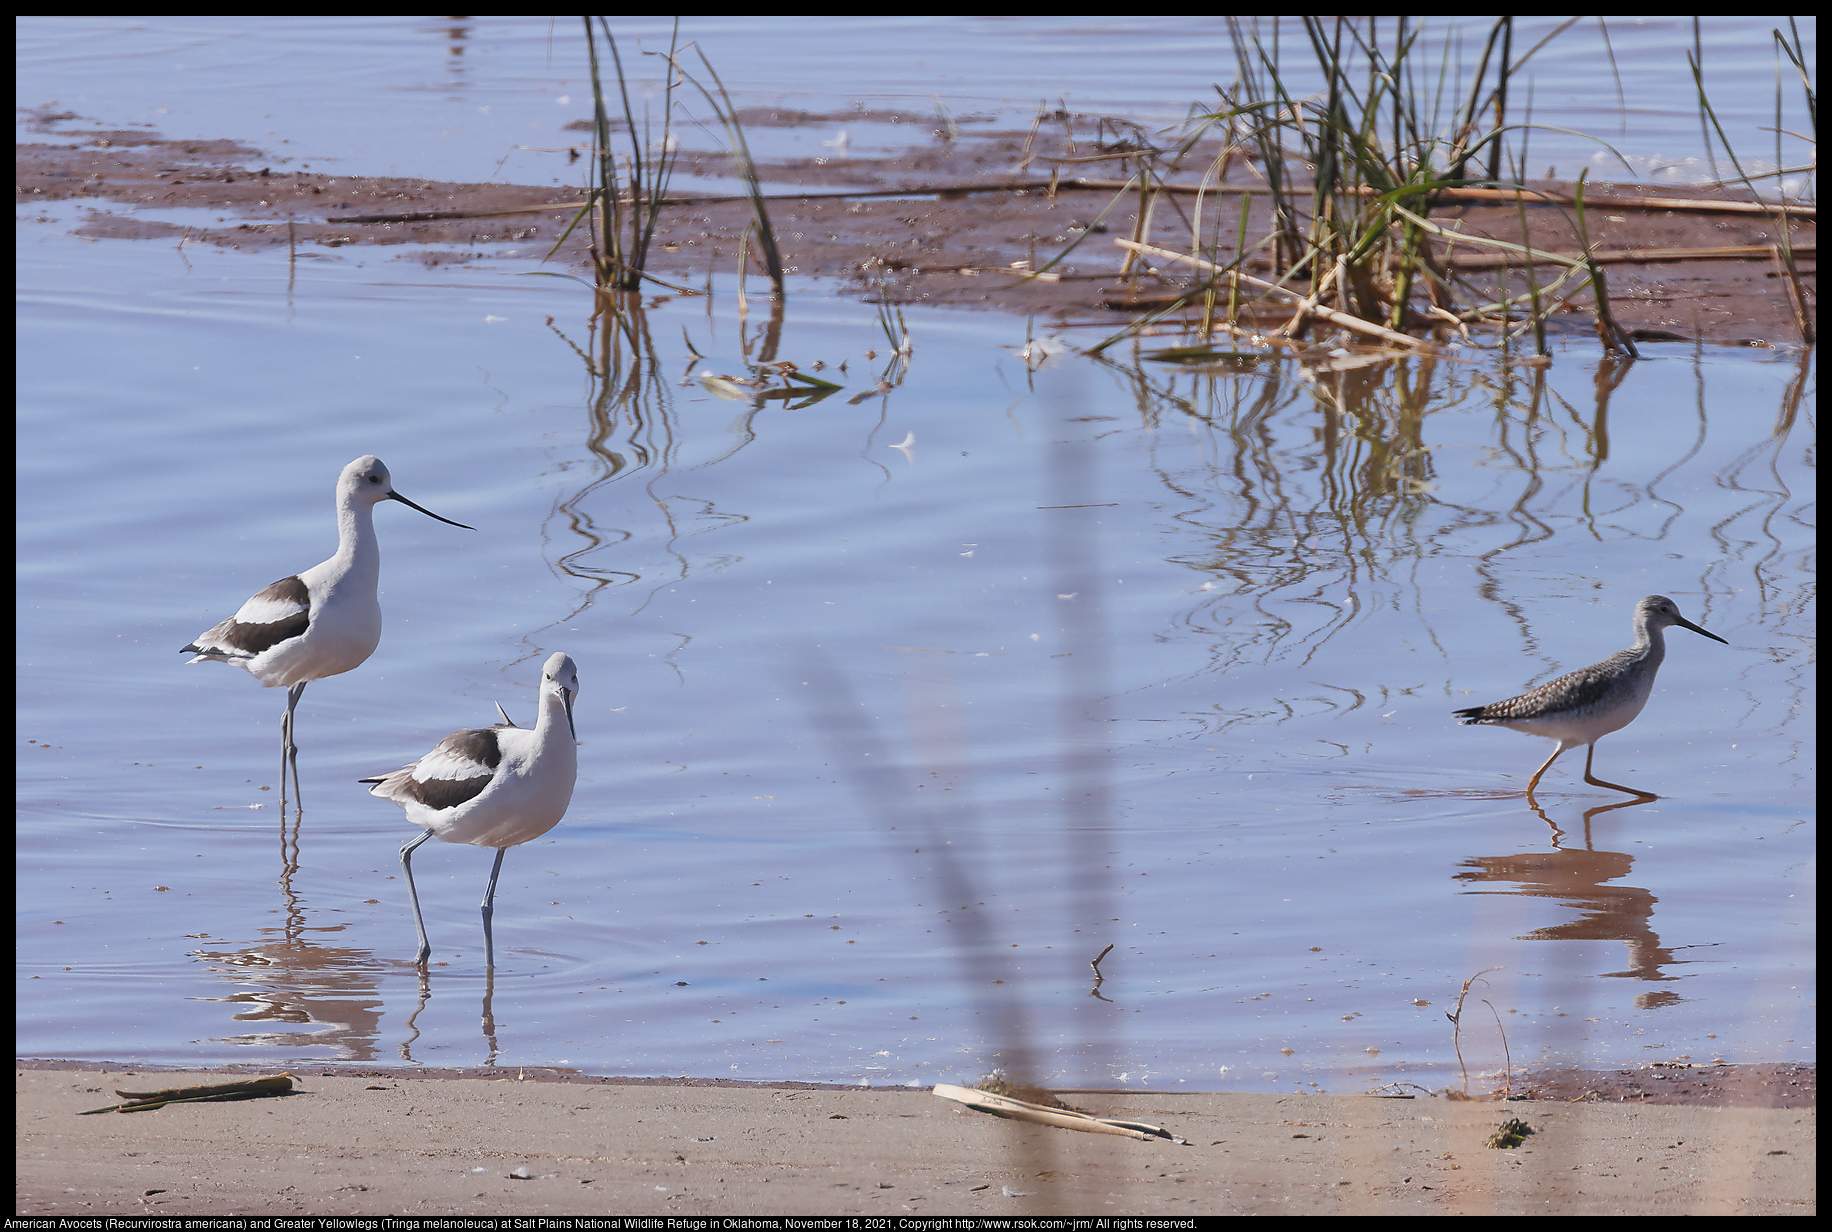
[15,20,1817,1093]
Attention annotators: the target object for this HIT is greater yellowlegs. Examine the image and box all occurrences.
[363,652,580,967]
[1454,595,1727,797]
[182,456,473,784]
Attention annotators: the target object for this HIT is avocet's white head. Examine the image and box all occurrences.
[338,455,473,528]
[542,651,580,738]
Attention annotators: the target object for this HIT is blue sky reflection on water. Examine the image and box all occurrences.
[17,16,1816,191]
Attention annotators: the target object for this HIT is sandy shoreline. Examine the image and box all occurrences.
[17,1065,1814,1216]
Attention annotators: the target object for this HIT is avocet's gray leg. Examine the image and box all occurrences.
[400,830,435,966]
[280,681,307,808]
[481,847,508,970]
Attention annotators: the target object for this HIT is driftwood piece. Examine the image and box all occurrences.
[931,1083,1189,1144]
[80,1073,295,1115]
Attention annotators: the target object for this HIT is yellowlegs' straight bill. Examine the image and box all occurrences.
[1454,595,1727,798]
[181,456,473,786]
[363,653,580,967]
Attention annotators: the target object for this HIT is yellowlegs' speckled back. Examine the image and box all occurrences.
[1454,595,1727,798]
[362,652,580,968]
[182,457,473,785]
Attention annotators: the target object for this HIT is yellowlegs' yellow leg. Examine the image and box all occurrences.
[1578,743,1657,799]
[1522,740,1574,796]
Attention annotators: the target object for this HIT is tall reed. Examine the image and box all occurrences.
[677,49,785,297]
[1086,18,1644,353]
[1686,17,1816,344]
[1213,18,1581,333]
[580,17,681,295]
[571,21,785,313]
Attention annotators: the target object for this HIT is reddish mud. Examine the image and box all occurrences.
[18,108,1814,348]
[1511,1060,1814,1109]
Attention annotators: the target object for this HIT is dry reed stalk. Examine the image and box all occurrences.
[1585,258,1640,357]
[1013,101,1048,175]
[1446,243,1818,269]
[1447,967,1507,1096]
[342,183,1818,223]
[1770,243,1815,345]
[1114,238,1437,350]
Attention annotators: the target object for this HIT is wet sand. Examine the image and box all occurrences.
[16,1064,1814,1216]
[17,108,1815,347]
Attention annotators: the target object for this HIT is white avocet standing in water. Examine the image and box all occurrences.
[181,456,473,785]
[363,652,580,967]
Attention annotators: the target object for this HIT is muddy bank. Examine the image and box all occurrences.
[1511,1059,1814,1109]
[17,110,1815,347]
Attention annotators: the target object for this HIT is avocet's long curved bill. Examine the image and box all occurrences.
[387,489,474,530]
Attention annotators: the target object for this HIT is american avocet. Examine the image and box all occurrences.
[1454,595,1728,798]
[181,456,472,784]
[363,652,580,967]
